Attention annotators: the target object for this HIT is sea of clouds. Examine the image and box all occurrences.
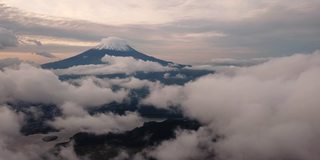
[142,50,320,160]
[0,50,320,160]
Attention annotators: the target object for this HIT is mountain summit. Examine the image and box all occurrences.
[95,37,132,51]
[42,37,178,69]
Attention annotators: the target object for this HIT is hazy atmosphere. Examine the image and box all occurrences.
[0,1,320,160]
[1,0,320,63]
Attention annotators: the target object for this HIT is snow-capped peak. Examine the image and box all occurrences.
[95,37,131,51]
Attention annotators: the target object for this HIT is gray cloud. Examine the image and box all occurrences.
[0,3,121,41]
[25,39,42,46]
[33,51,56,58]
[0,58,22,68]
[186,57,271,74]
[0,27,18,49]
[160,6,320,58]
[206,58,270,67]
[1,2,320,63]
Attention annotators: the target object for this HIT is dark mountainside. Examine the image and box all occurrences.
[42,37,180,69]
[42,48,177,69]
[52,119,203,160]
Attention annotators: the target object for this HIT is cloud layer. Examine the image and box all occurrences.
[0,64,145,160]
[50,111,142,134]
[0,63,128,106]
[0,48,320,160]
[144,50,320,160]
[1,1,320,63]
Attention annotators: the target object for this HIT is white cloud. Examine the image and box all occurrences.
[59,101,87,117]
[0,64,147,159]
[142,84,184,108]
[0,105,44,160]
[163,73,187,79]
[50,112,143,134]
[0,106,21,138]
[144,50,320,160]
[148,129,214,160]
[54,55,174,75]
[57,144,79,160]
[0,106,26,160]
[0,63,128,107]
[92,77,159,89]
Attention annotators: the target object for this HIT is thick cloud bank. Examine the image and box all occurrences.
[0,64,143,160]
[0,63,128,106]
[144,50,320,160]
[1,50,320,160]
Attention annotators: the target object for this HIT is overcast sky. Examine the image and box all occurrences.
[0,0,319,64]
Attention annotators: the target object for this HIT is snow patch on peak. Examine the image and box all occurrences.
[95,37,131,51]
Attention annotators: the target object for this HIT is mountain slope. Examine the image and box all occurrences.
[42,37,178,69]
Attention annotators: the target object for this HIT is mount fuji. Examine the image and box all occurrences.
[20,37,213,140]
[42,37,180,69]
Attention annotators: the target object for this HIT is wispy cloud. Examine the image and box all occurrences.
[32,51,56,58]
[0,1,319,64]
[0,27,18,49]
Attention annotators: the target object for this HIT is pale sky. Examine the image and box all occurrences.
[0,0,319,64]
